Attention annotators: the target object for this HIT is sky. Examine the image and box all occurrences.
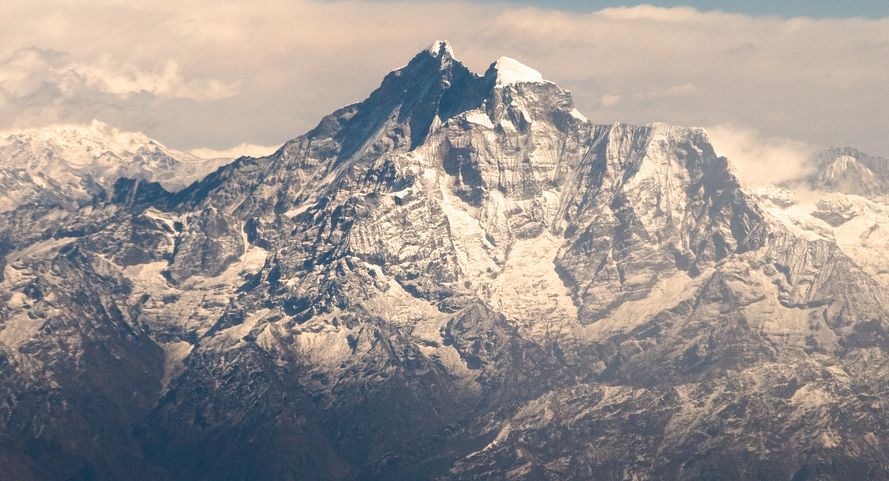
[1,0,888,180]
[464,0,889,19]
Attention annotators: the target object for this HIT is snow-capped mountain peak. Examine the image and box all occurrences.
[426,39,456,59]
[491,56,546,87]
[0,120,230,211]
[1,119,190,166]
[800,146,889,196]
[2,42,889,481]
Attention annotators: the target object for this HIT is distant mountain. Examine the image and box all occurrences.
[801,146,889,197]
[757,146,889,288]
[0,120,229,212]
[1,41,888,481]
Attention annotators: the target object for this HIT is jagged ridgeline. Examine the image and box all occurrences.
[1,41,888,481]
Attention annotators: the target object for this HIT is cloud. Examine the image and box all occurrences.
[0,1,887,157]
[0,48,62,98]
[0,46,239,134]
[706,124,817,186]
[189,143,280,159]
[0,48,236,103]
[599,82,699,107]
[70,59,239,101]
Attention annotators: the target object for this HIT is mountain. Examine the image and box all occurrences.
[757,146,889,289]
[0,120,229,212]
[800,147,889,197]
[1,41,888,481]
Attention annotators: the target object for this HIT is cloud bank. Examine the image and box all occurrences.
[706,124,817,186]
[1,0,887,162]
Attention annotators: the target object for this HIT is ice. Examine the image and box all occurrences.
[493,57,545,87]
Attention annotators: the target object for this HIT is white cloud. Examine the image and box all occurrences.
[189,143,280,159]
[0,1,887,158]
[706,124,817,186]
[71,59,239,101]
[0,48,236,104]
[0,48,59,97]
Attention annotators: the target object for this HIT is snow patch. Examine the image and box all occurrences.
[361,262,445,326]
[293,327,353,370]
[485,232,577,339]
[159,340,193,391]
[5,237,77,264]
[284,201,313,218]
[123,261,169,287]
[6,292,26,310]
[463,110,494,129]
[755,187,889,287]
[569,108,588,123]
[426,40,456,59]
[791,384,831,410]
[438,182,498,279]
[493,57,545,87]
[584,269,704,338]
[0,311,44,349]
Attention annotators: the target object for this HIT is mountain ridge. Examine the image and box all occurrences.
[0,120,230,213]
[1,42,888,481]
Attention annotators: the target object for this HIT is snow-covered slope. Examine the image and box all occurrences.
[757,144,889,291]
[1,41,888,481]
[0,120,230,212]
[756,186,889,287]
[491,56,546,87]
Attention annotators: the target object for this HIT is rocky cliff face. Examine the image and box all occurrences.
[2,42,888,481]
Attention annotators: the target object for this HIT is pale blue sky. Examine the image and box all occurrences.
[432,0,889,18]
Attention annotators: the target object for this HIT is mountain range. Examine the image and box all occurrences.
[1,41,888,481]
